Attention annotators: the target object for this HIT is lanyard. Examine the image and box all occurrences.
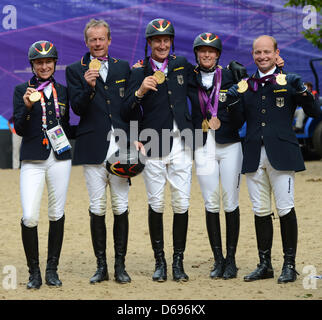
[198,67,222,118]
[40,83,60,148]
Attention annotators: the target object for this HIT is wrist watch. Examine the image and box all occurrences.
[135,90,144,99]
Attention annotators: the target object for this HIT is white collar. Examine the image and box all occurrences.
[258,67,276,78]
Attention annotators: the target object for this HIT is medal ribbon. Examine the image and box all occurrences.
[97,56,108,61]
[247,74,277,92]
[198,67,222,118]
[149,57,168,73]
[40,83,61,148]
[36,80,51,92]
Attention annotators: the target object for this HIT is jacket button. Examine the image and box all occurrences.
[168,90,172,95]
[48,110,53,115]
[262,96,266,100]
[106,100,111,104]
[49,120,53,124]
[109,114,112,118]
[261,109,266,114]
[104,85,108,90]
[170,104,174,108]
[47,101,52,105]
[261,122,266,127]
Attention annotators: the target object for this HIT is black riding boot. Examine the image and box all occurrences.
[45,215,65,286]
[89,212,109,284]
[206,210,225,279]
[223,207,240,279]
[244,214,274,282]
[278,208,299,284]
[149,206,167,282]
[172,211,189,282]
[113,210,131,284]
[21,221,42,289]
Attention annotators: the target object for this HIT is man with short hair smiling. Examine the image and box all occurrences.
[122,18,195,283]
[227,35,321,284]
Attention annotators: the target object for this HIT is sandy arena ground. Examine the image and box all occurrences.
[0,160,321,301]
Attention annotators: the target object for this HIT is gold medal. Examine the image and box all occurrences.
[89,59,101,71]
[208,116,221,130]
[153,70,165,84]
[237,79,248,93]
[202,119,210,133]
[276,73,287,86]
[29,91,41,102]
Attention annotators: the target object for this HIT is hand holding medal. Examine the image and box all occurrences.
[153,70,165,84]
[89,58,101,71]
[276,73,287,86]
[150,57,167,85]
[237,79,248,93]
[24,80,51,109]
[23,88,38,109]
[85,59,101,88]
[29,90,42,103]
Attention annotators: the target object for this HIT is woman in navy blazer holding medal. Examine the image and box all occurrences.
[13,40,74,289]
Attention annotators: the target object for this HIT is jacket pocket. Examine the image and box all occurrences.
[277,131,299,145]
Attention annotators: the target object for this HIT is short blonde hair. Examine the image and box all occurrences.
[84,19,111,42]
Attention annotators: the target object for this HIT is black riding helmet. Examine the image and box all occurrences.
[144,18,175,58]
[28,40,58,79]
[28,40,58,61]
[106,148,145,179]
[193,32,222,66]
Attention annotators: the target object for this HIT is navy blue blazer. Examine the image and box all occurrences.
[190,65,243,146]
[66,53,131,165]
[121,55,195,157]
[13,76,73,161]
[229,69,321,173]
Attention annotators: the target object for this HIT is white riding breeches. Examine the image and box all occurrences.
[83,133,129,216]
[20,150,72,227]
[142,134,193,214]
[246,146,295,217]
[195,131,242,213]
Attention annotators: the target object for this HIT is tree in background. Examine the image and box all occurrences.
[284,0,321,50]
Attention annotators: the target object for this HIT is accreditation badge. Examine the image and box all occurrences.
[119,87,125,98]
[276,97,285,108]
[219,92,227,102]
[47,125,71,154]
[177,74,184,85]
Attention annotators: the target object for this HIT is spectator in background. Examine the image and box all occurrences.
[294,82,317,133]
[7,116,22,169]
